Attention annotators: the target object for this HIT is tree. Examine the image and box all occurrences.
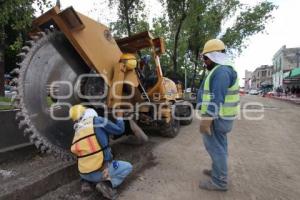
[160,0,190,74]
[108,0,148,37]
[151,16,172,73]
[184,0,241,89]
[0,0,51,96]
[162,0,276,86]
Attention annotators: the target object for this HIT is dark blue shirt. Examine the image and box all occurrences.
[197,65,237,118]
[94,117,125,161]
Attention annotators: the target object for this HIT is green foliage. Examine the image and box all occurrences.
[106,0,276,89]
[0,0,51,72]
[108,0,149,37]
[157,0,276,88]
[222,1,277,54]
[0,96,13,110]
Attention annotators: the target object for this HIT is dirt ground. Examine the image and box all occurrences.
[118,95,300,200]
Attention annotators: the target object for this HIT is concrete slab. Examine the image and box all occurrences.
[0,110,29,150]
[0,152,77,200]
[38,137,159,200]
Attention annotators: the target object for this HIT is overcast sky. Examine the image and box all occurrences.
[48,0,299,83]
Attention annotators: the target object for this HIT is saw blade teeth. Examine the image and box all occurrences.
[35,140,42,147]
[30,35,40,41]
[12,101,20,108]
[29,134,37,142]
[21,46,31,53]
[10,68,20,76]
[16,111,24,120]
[15,30,76,160]
[37,32,46,37]
[18,120,28,129]
[10,78,18,86]
[17,52,27,60]
[24,127,32,136]
[46,148,52,154]
[45,29,51,34]
[40,145,48,153]
[25,40,35,47]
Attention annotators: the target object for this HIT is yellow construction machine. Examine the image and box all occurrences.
[12,6,193,159]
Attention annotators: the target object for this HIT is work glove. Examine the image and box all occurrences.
[199,116,213,135]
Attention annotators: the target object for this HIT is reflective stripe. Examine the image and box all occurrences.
[200,64,240,117]
[87,137,96,152]
[226,90,239,95]
[203,90,210,94]
[75,142,82,157]
[223,101,240,107]
[203,90,238,95]
[71,117,104,174]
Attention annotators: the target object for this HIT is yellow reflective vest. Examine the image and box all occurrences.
[201,65,240,118]
[71,117,105,174]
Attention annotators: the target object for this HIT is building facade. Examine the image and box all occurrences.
[272,45,300,89]
[244,70,252,92]
[251,65,273,90]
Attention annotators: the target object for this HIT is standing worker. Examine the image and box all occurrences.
[197,39,240,191]
[69,105,132,199]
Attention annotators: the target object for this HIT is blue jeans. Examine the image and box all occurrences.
[80,160,133,188]
[202,118,233,188]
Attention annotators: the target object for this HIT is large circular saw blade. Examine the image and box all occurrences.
[15,30,90,159]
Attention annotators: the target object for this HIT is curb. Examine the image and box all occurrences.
[0,143,34,163]
[0,160,77,200]
[267,96,300,105]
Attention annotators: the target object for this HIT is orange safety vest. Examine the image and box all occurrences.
[70,117,106,174]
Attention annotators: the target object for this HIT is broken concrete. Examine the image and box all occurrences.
[0,151,77,200]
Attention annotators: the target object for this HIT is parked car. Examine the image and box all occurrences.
[249,89,259,95]
[239,88,246,95]
[5,85,16,98]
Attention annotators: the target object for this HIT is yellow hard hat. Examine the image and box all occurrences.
[69,104,86,121]
[202,39,225,55]
[120,53,137,70]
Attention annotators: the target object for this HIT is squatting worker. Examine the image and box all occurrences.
[69,105,132,200]
[197,39,240,191]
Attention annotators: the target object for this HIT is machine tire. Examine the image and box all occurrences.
[159,117,180,138]
[175,103,193,126]
[179,105,193,125]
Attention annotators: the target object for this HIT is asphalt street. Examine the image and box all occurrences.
[119,95,300,200]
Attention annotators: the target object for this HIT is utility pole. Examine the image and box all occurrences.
[184,68,187,91]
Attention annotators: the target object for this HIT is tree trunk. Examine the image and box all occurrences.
[124,0,132,36]
[172,13,186,74]
[191,61,198,92]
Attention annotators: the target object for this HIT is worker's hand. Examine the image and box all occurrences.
[102,167,110,180]
[200,116,213,135]
[116,111,124,118]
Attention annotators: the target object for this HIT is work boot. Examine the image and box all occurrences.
[96,181,118,200]
[199,180,228,191]
[202,169,212,177]
[80,180,94,193]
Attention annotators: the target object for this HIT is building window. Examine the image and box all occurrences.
[279,57,282,71]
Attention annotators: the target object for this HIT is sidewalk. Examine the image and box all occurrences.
[268,95,300,105]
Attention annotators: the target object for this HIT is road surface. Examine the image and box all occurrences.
[119,95,300,200]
